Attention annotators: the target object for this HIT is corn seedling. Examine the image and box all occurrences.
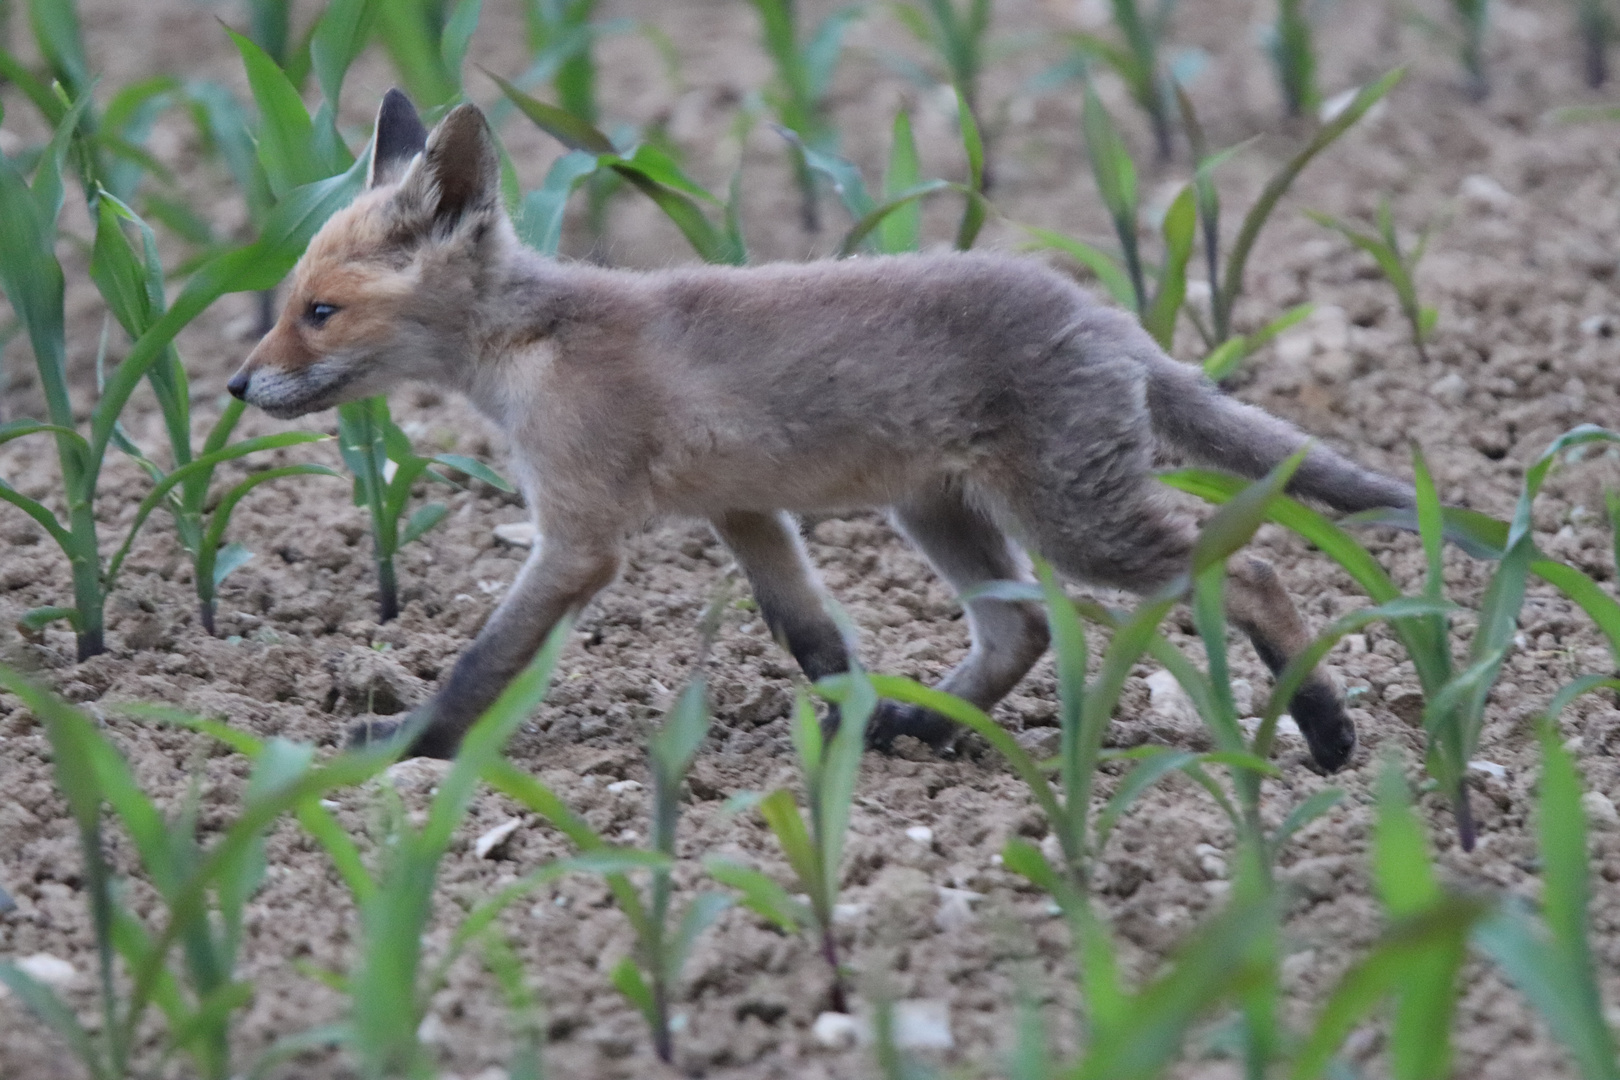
[790,93,987,255]
[708,675,876,1015]
[890,0,995,186]
[1474,703,1620,1080]
[1065,0,1179,161]
[1021,82,1192,348]
[1167,424,1620,849]
[1307,199,1437,363]
[233,16,513,624]
[750,0,861,232]
[373,0,484,109]
[592,680,731,1063]
[284,621,664,1077]
[1196,70,1402,373]
[336,397,513,623]
[90,190,341,634]
[0,666,398,1080]
[1455,0,1490,99]
[495,73,749,263]
[1267,0,1319,117]
[1285,762,1491,1080]
[0,92,365,658]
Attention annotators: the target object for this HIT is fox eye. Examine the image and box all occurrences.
[306,302,339,328]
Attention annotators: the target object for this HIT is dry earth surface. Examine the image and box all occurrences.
[3,0,1620,1077]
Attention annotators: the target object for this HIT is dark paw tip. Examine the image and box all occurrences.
[1290,680,1357,774]
[347,717,406,749]
[866,701,956,753]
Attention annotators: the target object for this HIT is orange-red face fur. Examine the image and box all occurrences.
[231,190,421,416]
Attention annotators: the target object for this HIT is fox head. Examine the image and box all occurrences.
[228,90,507,418]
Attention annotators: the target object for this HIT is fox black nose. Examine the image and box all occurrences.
[226,371,249,401]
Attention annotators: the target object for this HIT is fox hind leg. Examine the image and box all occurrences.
[879,487,1050,748]
[1009,478,1356,773]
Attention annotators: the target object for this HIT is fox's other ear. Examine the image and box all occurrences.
[396,103,500,234]
[369,89,428,189]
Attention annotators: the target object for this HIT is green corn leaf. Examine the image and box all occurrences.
[309,0,381,110]
[1020,224,1136,308]
[401,502,449,547]
[805,6,862,100]
[103,431,331,587]
[518,149,600,254]
[19,605,77,632]
[488,69,615,153]
[954,87,987,250]
[868,674,1065,828]
[667,891,731,986]
[1190,449,1307,576]
[430,453,514,491]
[210,542,255,589]
[609,956,657,1027]
[836,178,950,257]
[1075,897,1273,1080]
[374,0,457,106]
[439,0,484,94]
[1201,302,1314,381]
[1291,896,1488,1080]
[1216,68,1402,337]
[29,0,90,96]
[879,109,921,253]
[705,859,808,933]
[1271,788,1344,852]
[758,789,824,916]
[1144,183,1195,348]
[226,26,325,197]
[1094,748,1198,851]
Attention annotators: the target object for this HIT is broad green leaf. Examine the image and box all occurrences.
[879,109,921,253]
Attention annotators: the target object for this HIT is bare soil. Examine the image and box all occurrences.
[3,1,1620,1077]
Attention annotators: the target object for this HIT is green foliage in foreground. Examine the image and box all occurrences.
[7,422,1620,1078]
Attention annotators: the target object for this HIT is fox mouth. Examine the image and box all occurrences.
[243,360,362,419]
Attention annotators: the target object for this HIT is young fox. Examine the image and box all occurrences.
[229,91,1414,771]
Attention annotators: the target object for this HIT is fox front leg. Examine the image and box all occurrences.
[352,537,621,758]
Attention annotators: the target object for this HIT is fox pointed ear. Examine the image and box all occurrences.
[369,89,428,189]
[398,103,501,234]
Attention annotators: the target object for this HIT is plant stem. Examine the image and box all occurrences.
[821,928,849,1013]
[377,555,399,623]
[68,504,106,660]
[199,599,216,637]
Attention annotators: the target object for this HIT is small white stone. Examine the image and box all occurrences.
[16,954,76,989]
[477,579,506,596]
[934,887,985,932]
[884,999,954,1050]
[812,1011,860,1049]
[1579,315,1615,338]
[493,521,539,548]
[1430,372,1468,406]
[605,779,643,794]
[1194,842,1228,880]
[318,799,341,810]
[905,825,934,846]
[832,902,869,925]
[1345,634,1368,655]
[1468,760,1508,780]
[1039,833,1063,863]
[416,1012,446,1044]
[1582,791,1620,829]
[474,818,521,859]
[1459,173,1516,211]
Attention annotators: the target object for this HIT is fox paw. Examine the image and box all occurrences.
[866,701,957,753]
[1290,680,1357,774]
[346,717,409,750]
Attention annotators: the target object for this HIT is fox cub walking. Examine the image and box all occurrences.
[230,91,1413,770]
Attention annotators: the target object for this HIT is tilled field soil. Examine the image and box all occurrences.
[3,1,1620,1077]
